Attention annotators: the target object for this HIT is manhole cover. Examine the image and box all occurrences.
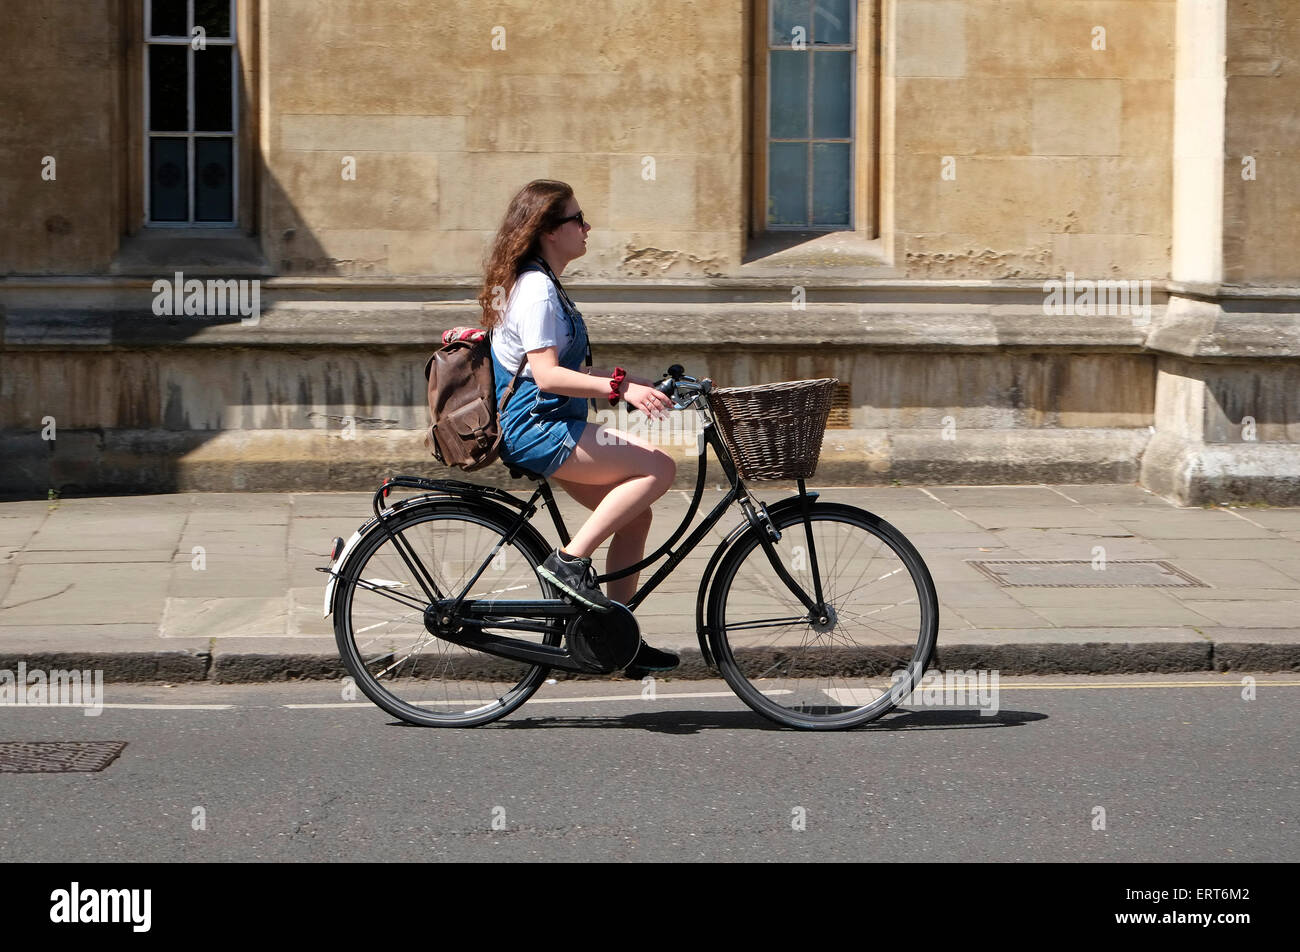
[0,741,127,773]
[967,560,1206,588]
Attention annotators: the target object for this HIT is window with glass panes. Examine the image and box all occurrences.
[767,0,854,229]
[145,0,237,224]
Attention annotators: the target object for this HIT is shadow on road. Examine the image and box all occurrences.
[382,707,1049,734]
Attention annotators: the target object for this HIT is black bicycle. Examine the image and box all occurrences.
[320,366,939,730]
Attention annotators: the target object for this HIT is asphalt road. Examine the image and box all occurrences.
[1,673,1296,863]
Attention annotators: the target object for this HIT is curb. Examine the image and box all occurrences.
[3,643,1296,684]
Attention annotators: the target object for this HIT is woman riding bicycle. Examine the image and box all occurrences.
[479,178,679,672]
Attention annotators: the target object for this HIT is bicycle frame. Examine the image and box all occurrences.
[328,382,829,666]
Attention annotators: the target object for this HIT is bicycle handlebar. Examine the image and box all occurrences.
[655,365,711,402]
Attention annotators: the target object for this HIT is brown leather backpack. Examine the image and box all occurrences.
[422,330,525,472]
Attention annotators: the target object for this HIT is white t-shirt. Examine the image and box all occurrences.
[492,271,575,380]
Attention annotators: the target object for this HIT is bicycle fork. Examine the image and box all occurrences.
[739,478,828,622]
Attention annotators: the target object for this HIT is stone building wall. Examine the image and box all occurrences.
[1,0,1297,502]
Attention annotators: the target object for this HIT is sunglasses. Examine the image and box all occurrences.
[557,210,587,228]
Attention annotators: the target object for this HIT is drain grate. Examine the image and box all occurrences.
[0,741,127,773]
[967,559,1207,588]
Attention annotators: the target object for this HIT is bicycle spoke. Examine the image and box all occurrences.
[723,614,809,632]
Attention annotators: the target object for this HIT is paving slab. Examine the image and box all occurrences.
[1227,509,1300,530]
[1150,539,1300,560]
[0,562,169,625]
[907,530,1010,549]
[14,548,176,564]
[943,606,1055,628]
[26,514,186,551]
[286,493,371,518]
[928,486,1073,507]
[1166,587,1300,602]
[0,523,42,547]
[166,556,290,597]
[160,596,289,638]
[956,507,1123,530]
[1018,604,1220,628]
[1135,559,1299,590]
[882,510,986,532]
[991,541,1175,560]
[1172,600,1300,627]
[0,563,16,604]
[42,496,195,512]
[1101,514,1276,539]
[936,580,1045,608]
[1051,484,1172,504]
[1270,560,1300,583]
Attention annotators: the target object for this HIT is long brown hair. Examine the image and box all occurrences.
[478,179,573,331]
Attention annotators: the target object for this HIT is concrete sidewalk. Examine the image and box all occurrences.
[1,481,1298,681]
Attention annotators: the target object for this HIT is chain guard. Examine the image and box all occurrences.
[564,603,641,674]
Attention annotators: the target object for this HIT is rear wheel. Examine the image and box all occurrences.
[332,499,563,727]
[708,502,938,730]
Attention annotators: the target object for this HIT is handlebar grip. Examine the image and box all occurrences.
[657,364,686,396]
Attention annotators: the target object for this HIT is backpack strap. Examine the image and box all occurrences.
[491,327,528,415]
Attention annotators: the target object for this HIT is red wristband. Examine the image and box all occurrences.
[608,367,627,406]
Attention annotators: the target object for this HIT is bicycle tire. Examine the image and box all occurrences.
[707,501,939,730]
[332,497,563,727]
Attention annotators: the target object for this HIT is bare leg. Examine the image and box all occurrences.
[548,423,676,593]
[550,477,654,605]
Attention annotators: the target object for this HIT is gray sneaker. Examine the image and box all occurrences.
[538,549,614,613]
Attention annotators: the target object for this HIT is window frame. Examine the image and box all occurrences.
[765,0,857,231]
[752,0,875,240]
[143,0,240,227]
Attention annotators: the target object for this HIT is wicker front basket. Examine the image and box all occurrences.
[710,378,838,480]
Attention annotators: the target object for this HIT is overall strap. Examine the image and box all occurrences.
[523,254,593,370]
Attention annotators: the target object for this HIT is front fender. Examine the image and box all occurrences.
[693,492,819,669]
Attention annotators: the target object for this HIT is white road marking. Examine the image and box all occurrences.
[822,688,887,706]
[0,703,235,711]
[284,689,794,709]
[991,680,1300,690]
[283,702,378,709]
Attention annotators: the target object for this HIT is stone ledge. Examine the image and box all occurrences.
[1147,294,1300,358]
[1,302,1158,350]
[0,426,1154,495]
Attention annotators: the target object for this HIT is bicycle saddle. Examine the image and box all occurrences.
[506,464,546,481]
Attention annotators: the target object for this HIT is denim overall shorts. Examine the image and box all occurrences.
[490,264,592,478]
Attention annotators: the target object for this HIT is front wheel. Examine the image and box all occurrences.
[707,502,939,730]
